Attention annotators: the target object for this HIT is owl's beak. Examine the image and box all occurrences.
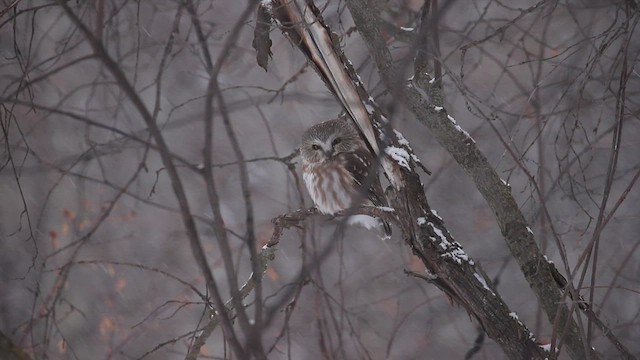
[323,149,334,158]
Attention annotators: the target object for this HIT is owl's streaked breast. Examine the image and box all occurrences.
[302,161,357,215]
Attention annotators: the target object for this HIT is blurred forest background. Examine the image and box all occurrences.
[1,0,639,359]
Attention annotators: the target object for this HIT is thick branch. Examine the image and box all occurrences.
[343,0,605,359]
[262,1,552,358]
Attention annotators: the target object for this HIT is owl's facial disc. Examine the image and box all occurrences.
[317,139,334,158]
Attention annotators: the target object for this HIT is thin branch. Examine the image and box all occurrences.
[54,1,242,356]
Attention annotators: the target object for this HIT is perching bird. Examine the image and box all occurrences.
[300,118,391,237]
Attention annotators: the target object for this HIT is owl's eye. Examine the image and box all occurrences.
[331,137,342,147]
[311,144,321,151]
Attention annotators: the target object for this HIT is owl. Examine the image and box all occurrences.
[300,118,391,237]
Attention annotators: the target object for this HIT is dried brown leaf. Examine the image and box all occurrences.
[252,4,273,71]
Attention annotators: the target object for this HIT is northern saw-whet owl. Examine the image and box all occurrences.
[300,118,392,237]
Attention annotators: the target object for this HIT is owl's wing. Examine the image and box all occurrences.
[338,149,392,237]
[337,149,385,207]
[338,150,392,237]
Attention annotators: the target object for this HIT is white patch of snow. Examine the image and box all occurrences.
[417,217,427,225]
[393,129,410,146]
[430,209,442,221]
[457,127,475,142]
[446,115,475,143]
[427,222,474,265]
[434,237,447,250]
[347,215,379,230]
[509,312,518,320]
[540,344,552,352]
[430,224,446,242]
[474,273,495,295]
[443,248,471,265]
[434,106,443,112]
[429,77,436,84]
[526,226,533,235]
[400,27,414,31]
[385,146,411,170]
[377,206,395,212]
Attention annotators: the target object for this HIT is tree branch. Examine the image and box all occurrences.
[55,1,245,357]
[260,1,557,358]
[343,0,635,359]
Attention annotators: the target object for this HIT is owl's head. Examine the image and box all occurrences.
[300,119,362,163]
